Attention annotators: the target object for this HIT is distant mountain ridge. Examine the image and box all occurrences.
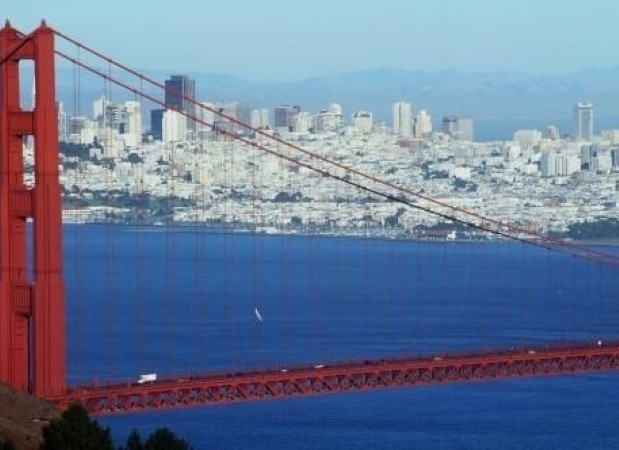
[56,66,619,140]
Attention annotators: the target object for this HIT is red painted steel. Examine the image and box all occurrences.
[0,22,65,397]
[50,344,619,415]
[0,20,33,393]
[0,23,617,412]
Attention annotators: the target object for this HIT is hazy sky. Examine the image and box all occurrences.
[9,0,619,81]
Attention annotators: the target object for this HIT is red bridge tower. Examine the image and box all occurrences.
[0,21,66,397]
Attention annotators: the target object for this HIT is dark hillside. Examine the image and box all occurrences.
[0,383,60,450]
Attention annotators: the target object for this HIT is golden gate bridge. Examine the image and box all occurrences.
[1,21,619,415]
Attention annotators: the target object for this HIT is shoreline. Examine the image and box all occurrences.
[574,239,619,247]
[61,222,619,248]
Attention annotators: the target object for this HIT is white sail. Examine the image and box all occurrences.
[254,307,263,322]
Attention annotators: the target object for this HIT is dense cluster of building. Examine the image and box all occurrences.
[59,75,475,149]
[54,75,619,238]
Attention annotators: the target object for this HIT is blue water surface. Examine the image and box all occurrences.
[61,225,619,449]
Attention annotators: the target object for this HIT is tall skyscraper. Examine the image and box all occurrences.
[274,104,300,133]
[573,102,593,141]
[150,109,165,140]
[122,101,142,148]
[165,75,196,136]
[57,101,68,142]
[392,102,412,135]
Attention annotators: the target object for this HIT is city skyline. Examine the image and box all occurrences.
[66,69,609,146]
[77,76,610,144]
[10,0,619,81]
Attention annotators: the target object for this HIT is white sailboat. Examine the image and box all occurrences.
[254,306,263,322]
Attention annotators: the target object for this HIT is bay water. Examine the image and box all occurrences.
[61,225,619,449]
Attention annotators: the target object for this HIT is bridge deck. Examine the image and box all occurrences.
[51,343,619,415]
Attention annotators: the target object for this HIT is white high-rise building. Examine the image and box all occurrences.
[351,111,373,134]
[392,102,412,135]
[314,103,343,133]
[93,95,107,122]
[294,112,313,133]
[589,148,612,172]
[162,109,187,143]
[540,152,581,177]
[573,102,593,141]
[123,101,142,148]
[57,101,68,142]
[414,110,432,137]
[251,108,270,129]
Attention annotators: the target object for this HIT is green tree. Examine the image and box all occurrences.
[40,404,113,450]
[121,429,143,450]
[567,218,619,240]
[143,428,192,450]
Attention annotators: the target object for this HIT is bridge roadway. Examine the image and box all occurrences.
[50,343,619,415]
